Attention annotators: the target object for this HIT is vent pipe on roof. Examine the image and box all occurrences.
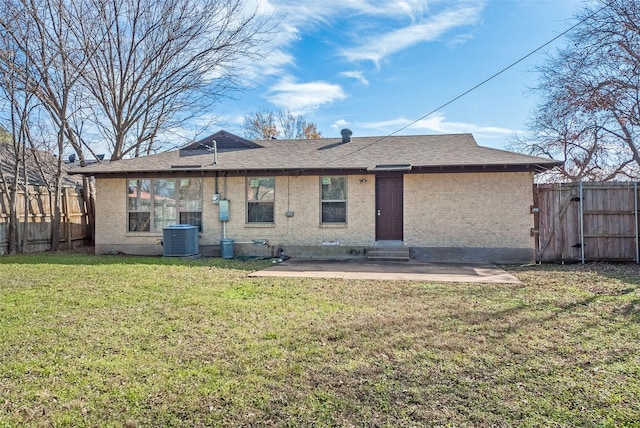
[209,140,218,165]
[341,128,352,143]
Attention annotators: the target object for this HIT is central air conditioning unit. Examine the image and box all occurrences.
[162,225,199,257]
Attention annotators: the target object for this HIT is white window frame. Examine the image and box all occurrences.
[320,176,347,224]
[246,177,275,223]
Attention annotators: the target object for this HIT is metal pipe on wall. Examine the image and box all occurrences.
[233,240,269,245]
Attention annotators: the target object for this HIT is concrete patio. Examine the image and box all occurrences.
[249,259,521,283]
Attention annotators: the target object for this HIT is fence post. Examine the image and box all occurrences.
[579,181,585,264]
[533,183,540,263]
[63,187,72,249]
[635,181,639,264]
[16,188,23,253]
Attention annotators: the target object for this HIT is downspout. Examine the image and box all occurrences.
[214,171,222,240]
[211,147,226,242]
[223,173,227,240]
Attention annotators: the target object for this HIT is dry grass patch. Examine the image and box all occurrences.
[1,254,639,427]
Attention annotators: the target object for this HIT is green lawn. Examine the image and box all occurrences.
[1,252,639,427]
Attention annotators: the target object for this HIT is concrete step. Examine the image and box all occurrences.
[367,247,410,261]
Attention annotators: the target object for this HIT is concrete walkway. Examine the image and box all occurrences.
[249,259,521,284]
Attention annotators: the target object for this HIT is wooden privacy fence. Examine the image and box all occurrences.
[0,186,90,255]
[534,182,640,263]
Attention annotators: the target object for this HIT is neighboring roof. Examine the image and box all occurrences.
[0,144,83,187]
[69,130,563,177]
[182,130,262,152]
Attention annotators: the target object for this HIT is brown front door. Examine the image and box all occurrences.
[375,175,403,240]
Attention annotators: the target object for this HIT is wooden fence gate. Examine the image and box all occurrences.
[534,182,640,263]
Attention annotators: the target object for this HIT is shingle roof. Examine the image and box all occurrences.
[0,144,83,187]
[184,130,262,152]
[69,132,562,176]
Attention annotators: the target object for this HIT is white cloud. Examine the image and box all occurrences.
[266,78,347,115]
[257,50,296,78]
[248,0,277,16]
[256,0,430,24]
[447,33,474,47]
[340,3,483,66]
[410,114,515,135]
[331,119,351,130]
[340,71,369,85]
[353,113,518,136]
[236,1,488,124]
[248,1,484,75]
[358,117,411,131]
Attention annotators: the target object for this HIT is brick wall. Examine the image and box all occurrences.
[94,172,535,259]
[94,175,375,254]
[96,177,221,255]
[404,172,534,248]
[216,175,375,247]
[94,178,128,253]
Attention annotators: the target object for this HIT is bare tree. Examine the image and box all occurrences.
[0,84,25,254]
[1,0,269,162]
[74,0,269,160]
[301,122,322,139]
[0,0,269,250]
[0,0,91,250]
[0,19,41,253]
[243,109,323,140]
[513,0,640,181]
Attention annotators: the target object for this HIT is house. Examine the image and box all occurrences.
[69,129,562,263]
[0,144,83,188]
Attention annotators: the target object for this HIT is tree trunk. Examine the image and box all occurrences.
[7,186,18,254]
[50,150,63,251]
[21,186,29,253]
[82,176,96,245]
[20,145,29,253]
[7,156,20,254]
[50,181,61,251]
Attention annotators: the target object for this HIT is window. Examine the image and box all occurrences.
[247,177,274,223]
[178,179,203,231]
[153,179,178,231]
[128,179,151,231]
[321,176,347,223]
[127,178,202,232]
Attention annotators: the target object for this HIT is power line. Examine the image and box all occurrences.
[333,1,610,160]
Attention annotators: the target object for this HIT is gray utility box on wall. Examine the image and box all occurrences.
[163,225,199,257]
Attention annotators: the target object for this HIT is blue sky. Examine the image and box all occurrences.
[207,0,585,149]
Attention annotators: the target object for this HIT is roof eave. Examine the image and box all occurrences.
[71,161,563,178]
